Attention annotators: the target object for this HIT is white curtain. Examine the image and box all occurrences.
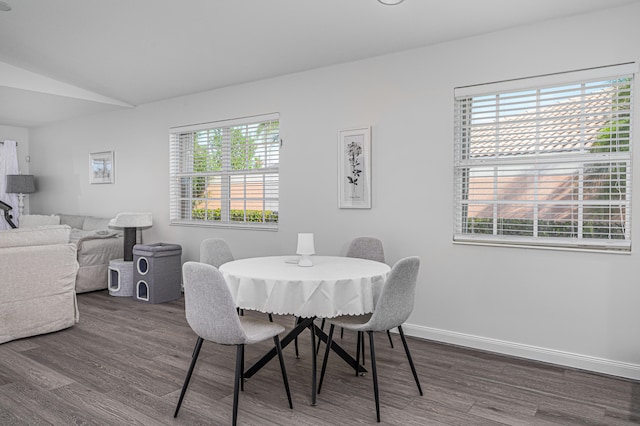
[0,140,19,230]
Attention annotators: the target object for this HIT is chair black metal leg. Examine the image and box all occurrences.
[355,331,362,376]
[386,329,394,348]
[268,313,273,322]
[190,338,200,358]
[340,327,344,339]
[317,324,334,394]
[368,331,380,422]
[274,335,293,409]
[360,331,366,366]
[174,336,204,418]
[398,326,423,396]
[233,345,243,426]
[240,344,245,392]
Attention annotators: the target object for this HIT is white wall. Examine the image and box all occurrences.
[28,3,640,379]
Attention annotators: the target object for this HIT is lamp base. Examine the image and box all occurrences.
[298,255,313,267]
[17,193,25,218]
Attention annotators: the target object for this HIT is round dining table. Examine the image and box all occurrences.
[219,255,390,405]
[220,255,391,318]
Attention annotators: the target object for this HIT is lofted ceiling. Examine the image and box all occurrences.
[0,0,638,128]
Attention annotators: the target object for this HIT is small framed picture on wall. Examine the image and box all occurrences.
[338,127,371,209]
[90,151,114,184]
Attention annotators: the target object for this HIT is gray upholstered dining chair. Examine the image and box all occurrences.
[200,237,234,268]
[346,237,394,347]
[317,236,393,356]
[346,236,385,263]
[200,237,273,322]
[317,256,423,423]
[174,262,293,426]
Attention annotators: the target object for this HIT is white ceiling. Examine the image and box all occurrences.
[0,0,637,128]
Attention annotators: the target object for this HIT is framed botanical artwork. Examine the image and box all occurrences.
[90,151,114,184]
[338,127,371,209]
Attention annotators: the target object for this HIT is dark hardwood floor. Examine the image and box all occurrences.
[1,291,639,425]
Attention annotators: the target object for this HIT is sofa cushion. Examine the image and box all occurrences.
[20,214,61,228]
[69,228,119,244]
[58,214,86,230]
[83,216,111,231]
[70,228,104,242]
[0,225,71,248]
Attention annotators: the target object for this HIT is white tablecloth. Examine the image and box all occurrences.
[219,255,390,318]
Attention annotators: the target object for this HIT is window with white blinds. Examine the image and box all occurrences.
[454,63,636,251]
[169,113,280,229]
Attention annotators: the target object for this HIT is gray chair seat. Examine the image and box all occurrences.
[239,317,285,344]
[328,313,373,330]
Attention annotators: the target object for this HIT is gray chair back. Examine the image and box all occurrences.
[346,237,385,263]
[200,238,234,268]
[182,261,248,345]
[366,256,420,332]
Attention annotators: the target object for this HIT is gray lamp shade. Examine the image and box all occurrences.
[6,174,36,194]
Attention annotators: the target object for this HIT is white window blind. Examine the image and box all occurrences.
[454,64,636,251]
[170,113,279,229]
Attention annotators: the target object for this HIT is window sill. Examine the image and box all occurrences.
[170,221,278,231]
[452,239,631,255]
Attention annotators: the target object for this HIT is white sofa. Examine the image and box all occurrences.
[0,225,79,344]
[58,214,124,293]
[20,213,124,293]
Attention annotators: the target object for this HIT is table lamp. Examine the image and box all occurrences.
[296,233,315,267]
[109,212,153,261]
[5,174,36,219]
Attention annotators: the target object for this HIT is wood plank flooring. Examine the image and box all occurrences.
[1,290,639,425]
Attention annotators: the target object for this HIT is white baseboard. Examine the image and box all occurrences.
[400,323,640,381]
